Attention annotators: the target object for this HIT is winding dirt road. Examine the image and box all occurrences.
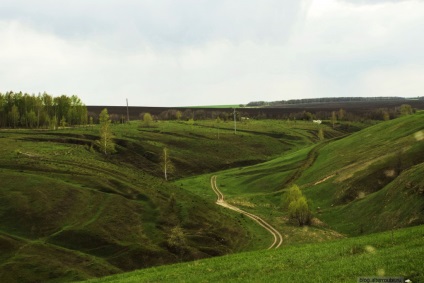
[210,175,283,249]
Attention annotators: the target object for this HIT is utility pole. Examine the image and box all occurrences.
[126,98,130,123]
[233,108,237,134]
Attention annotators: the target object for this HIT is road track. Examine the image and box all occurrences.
[210,175,283,249]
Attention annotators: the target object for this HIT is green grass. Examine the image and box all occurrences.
[0,118,347,282]
[1,114,422,282]
[179,112,424,242]
[0,128,258,282]
[81,225,424,283]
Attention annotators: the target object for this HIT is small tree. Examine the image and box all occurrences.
[331,111,337,128]
[188,118,194,131]
[27,110,37,128]
[160,147,175,181]
[382,111,390,121]
[216,116,221,139]
[9,105,20,128]
[318,127,324,141]
[176,110,182,121]
[60,117,67,128]
[400,104,413,116]
[97,108,115,154]
[143,112,153,127]
[283,184,311,226]
[338,108,346,121]
[288,196,311,226]
[167,225,188,257]
[50,116,57,130]
[283,184,303,208]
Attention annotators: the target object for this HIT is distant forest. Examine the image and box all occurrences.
[246,96,424,107]
[88,97,423,123]
[0,91,87,128]
[1,92,423,129]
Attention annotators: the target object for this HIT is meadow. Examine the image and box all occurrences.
[83,225,424,283]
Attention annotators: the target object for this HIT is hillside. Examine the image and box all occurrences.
[0,119,344,282]
[300,112,424,235]
[82,225,424,283]
[1,112,422,282]
[181,112,424,241]
[0,131,254,282]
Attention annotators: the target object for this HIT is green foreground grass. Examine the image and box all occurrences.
[83,225,424,283]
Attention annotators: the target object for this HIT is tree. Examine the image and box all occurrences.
[35,94,43,128]
[338,108,346,121]
[383,111,390,121]
[60,117,67,128]
[318,127,324,141]
[283,184,311,226]
[331,111,337,128]
[50,116,57,130]
[176,110,182,121]
[288,196,311,226]
[283,184,303,208]
[97,108,115,154]
[188,118,194,131]
[9,105,20,128]
[167,225,188,257]
[400,104,413,116]
[216,116,221,139]
[160,147,175,181]
[143,112,153,127]
[27,110,37,128]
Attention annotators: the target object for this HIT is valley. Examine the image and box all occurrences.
[0,109,423,282]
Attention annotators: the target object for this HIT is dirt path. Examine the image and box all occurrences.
[210,175,283,249]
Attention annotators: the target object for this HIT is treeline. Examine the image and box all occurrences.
[142,105,414,123]
[247,96,424,107]
[0,91,87,128]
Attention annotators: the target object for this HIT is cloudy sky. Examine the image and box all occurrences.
[1,0,423,106]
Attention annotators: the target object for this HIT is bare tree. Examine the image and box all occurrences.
[161,147,175,181]
[331,111,337,129]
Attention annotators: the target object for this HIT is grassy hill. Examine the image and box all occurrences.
[0,119,344,282]
[0,130,253,282]
[1,112,422,282]
[180,112,424,241]
[81,225,424,283]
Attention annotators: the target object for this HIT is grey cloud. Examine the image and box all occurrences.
[338,0,414,5]
[0,0,306,50]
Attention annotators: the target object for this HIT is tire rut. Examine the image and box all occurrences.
[210,175,283,249]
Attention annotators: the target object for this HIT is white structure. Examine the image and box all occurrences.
[313,120,322,124]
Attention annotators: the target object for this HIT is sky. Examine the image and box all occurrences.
[0,0,423,107]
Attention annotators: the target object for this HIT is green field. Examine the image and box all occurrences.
[0,112,423,282]
[83,225,424,283]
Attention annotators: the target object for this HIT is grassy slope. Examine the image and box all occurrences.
[0,119,343,282]
[180,113,423,243]
[82,225,424,283]
[0,129,253,282]
[300,112,424,235]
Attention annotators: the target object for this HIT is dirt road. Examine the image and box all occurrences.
[210,175,283,249]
